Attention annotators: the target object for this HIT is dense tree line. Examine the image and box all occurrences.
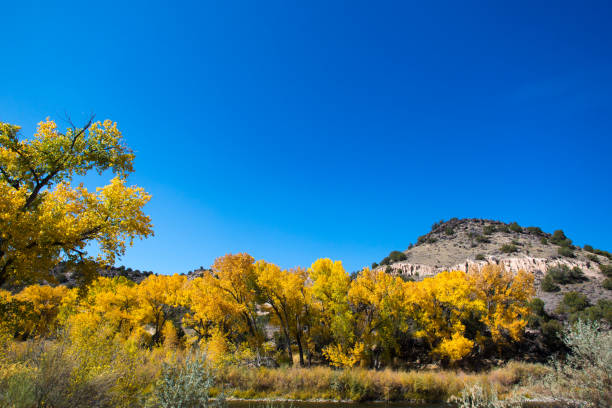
[1,256,534,368]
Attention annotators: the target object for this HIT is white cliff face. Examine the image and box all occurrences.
[385,255,602,281]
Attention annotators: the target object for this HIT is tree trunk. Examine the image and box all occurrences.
[295,331,305,366]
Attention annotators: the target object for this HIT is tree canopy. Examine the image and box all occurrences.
[0,118,153,286]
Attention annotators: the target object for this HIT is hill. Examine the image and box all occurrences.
[374,218,612,315]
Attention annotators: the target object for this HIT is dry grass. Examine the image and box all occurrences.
[216,361,549,402]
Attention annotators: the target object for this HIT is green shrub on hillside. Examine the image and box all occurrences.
[388,250,407,262]
[371,262,378,269]
[599,264,612,278]
[509,222,522,233]
[483,225,496,235]
[475,254,486,261]
[586,254,600,263]
[557,246,575,258]
[541,274,560,292]
[550,230,574,249]
[526,226,543,235]
[583,244,594,253]
[546,265,587,284]
[556,292,590,317]
[593,248,612,260]
[578,299,612,324]
[474,235,490,243]
[540,319,564,348]
[445,226,455,235]
[499,244,518,254]
[603,278,612,290]
[529,298,547,318]
[497,224,511,233]
[540,237,548,245]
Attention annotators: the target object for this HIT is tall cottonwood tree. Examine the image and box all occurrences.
[0,118,153,286]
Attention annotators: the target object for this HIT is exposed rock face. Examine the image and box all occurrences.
[389,255,601,281]
[375,218,612,314]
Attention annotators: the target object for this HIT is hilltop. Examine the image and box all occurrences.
[374,218,612,314]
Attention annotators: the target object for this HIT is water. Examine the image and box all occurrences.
[227,401,446,408]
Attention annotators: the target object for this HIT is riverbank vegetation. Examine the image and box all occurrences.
[1,257,535,369]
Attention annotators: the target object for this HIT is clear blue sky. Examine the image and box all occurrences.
[2,1,611,274]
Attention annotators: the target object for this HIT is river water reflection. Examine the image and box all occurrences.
[227,402,446,408]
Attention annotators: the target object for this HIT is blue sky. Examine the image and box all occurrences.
[2,1,611,274]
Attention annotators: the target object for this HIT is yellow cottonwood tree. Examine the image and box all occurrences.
[209,253,263,345]
[181,273,244,344]
[135,274,187,344]
[255,261,309,365]
[0,118,153,286]
[408,270,485,363]
[468,264,534,345]
[14,284,69,338]
[309,258,354,362]
[348,267,410,366]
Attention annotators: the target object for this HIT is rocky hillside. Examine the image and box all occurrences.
[374,218,612,314]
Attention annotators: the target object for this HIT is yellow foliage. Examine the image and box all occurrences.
[468,264,534,344]
[309,258,354,346]
[162,321,179,350]
[433,332,474,362]
[15,284,69,337]
[0,118,152,287]
[322,342,365,368]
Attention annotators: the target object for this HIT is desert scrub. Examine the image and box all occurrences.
[148,352,225,408]
[535,320,612,408]
[0,329,160,408]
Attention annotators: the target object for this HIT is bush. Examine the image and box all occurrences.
[593,248,612,260]
[540,237,548,245]
[445,226,455,236]
[577,299,612,324]
[557,246,575,258]
[540,320,612,407]
[473,235,490,243]
[508,222,522,233]
[483,225,496,235]
[499,244,518,254]
[388,251,407,262]
[540,319,564,349]
[529,298,547,318]
[546,265,587,284]
[586,254,600,263]
[149,353,225,408]
[380,257,390,266]
[371,262,378,269]
[599,264,612,278]
[556,292,590,317]
[583,244,594,253]
[603,278,612,290]
[526,226,543,235]
[475,254,486,261]
[540,274,560,292]
[550,230,572,247]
